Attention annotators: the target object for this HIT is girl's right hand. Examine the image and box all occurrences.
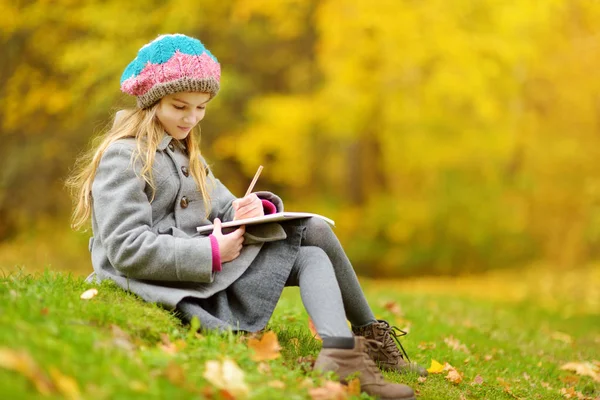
[211,218,245,263]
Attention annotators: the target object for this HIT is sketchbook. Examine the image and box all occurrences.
[196,212,335,234]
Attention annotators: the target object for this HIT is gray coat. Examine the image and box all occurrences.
[88,134,302,330]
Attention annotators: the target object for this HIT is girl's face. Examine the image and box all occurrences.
[156,92,211,140]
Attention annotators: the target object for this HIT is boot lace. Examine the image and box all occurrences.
[376,320,411,363]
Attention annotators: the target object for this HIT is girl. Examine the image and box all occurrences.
[68,34,425,400]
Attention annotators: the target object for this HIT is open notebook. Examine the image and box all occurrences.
[196,212,335,234]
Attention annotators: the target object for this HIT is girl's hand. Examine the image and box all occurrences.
[212,218,245,263]
[232,194,264,220]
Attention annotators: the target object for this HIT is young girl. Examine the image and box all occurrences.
[69,34,425,400]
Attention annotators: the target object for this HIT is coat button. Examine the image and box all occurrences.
[181,166,189,177]
[180,196,189,208]
[168,143,175,152]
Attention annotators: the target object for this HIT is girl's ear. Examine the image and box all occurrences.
[113,110,126,128]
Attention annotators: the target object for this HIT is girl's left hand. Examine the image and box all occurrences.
[232,194,264,220]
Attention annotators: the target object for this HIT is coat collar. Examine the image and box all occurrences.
[157,133,173,151]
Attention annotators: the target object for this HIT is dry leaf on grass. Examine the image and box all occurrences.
[346,378,361,396]
[49,367,81,400]
[551,331,573,344]
[165,361,185,386]
[308,380,348,400]
[560,361,600,382]
[471,375,484,385]
[267,380,286,389]
[110,324,135,352]
[559,387,593,399]
[0,347,55,395]
[80,288,98,300]
[417,376,427,384]
[426,359,445,374]
[444,336,470,354]
[445,368,463,384]
[383,301,403,316]
[308,318,322,341]
[247,331,281,362]
[203,358,249,398]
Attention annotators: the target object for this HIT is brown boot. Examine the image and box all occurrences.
[314,336,416,400]
[353,320,428,376]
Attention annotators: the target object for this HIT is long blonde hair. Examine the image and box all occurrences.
[67,105,212,230]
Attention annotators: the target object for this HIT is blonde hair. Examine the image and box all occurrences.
[67,104,212,230]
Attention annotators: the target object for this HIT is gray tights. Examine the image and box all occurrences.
[285,218,377,338]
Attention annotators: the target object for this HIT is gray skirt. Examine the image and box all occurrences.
[176,221,305,332]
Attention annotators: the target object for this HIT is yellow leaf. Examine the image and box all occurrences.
[203,359,249,398]
[426,359,445,374]
[345,378,361,396]
[79,288,98,300]
[0,347,55,395]
[308,318,322,341]
[49,367,81,400]
[247,331,282,362]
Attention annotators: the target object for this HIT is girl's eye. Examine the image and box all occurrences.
[197,106,206,110]
[173,105,185,110]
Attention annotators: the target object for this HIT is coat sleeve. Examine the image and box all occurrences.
[202,160,285,220]
[92,143,214,283]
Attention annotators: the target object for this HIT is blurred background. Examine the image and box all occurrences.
[2,0,600,280]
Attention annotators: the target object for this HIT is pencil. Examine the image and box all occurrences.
[244,165,263,197]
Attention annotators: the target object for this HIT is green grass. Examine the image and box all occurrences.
[0,269,598,399]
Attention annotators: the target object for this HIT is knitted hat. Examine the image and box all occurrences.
[120,34,221,109]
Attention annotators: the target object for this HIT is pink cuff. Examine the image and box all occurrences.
[261,199,277,215]
[208,234,222,272]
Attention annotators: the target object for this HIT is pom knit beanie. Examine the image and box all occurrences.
[120,34,221,109]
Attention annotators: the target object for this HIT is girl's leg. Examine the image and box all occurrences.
[286,246,353,340]
[301,218,376,327]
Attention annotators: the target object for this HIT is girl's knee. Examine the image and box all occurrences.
[304,217,335,240]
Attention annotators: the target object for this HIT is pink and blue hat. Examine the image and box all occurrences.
[120,34,221,109]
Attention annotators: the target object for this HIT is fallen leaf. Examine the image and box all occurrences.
[445,369,463,384]
[418,342,436,350]
[40,308,49,316]
[551,331,573,344]
[426,359,445,374]
[522,372,530,381]
[0,348,55,395]
[471,375,484,385]
[444,336,470,354]
[49,367,81,400]
[129,380,148,392]
[256,362,272,377]
[308,318,322,341]
[459,395,467,400]
[110,325,135,352]
[383,301,402,316]
[308,380,347,400]
[165,361,185,385]
[417,376,427,383]
[541,381,552,389]
[268,380,286,389]
[346,378,361,396]
[484,354,493,361]
[247,331,281,362]
[560,375,580,385]
[80,288,98,300]
[203,359,249,398]
[560,361,600,382]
